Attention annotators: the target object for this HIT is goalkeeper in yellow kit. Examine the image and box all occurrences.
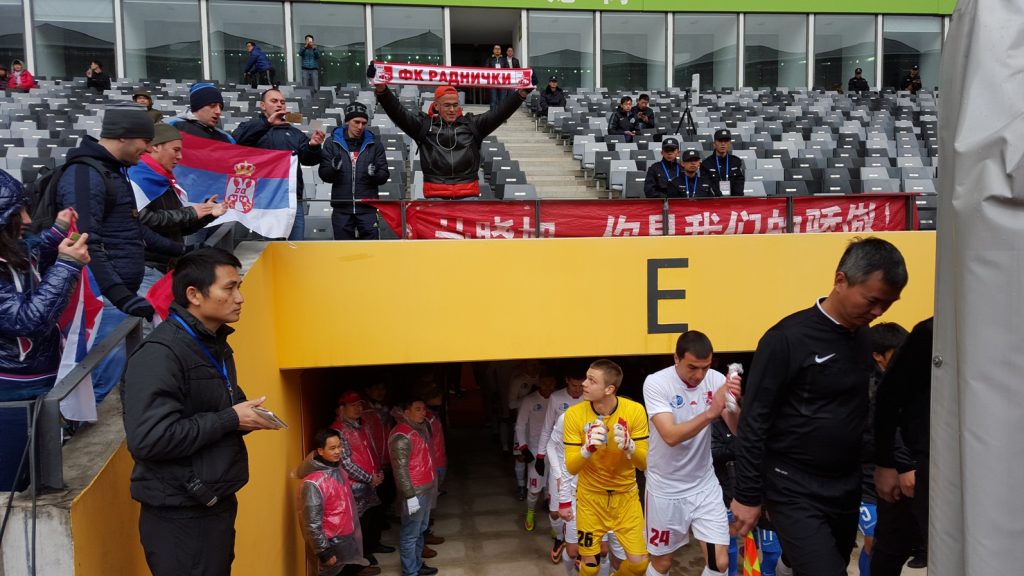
[563,359,650,576]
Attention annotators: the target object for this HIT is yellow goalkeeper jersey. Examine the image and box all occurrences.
[563,396,649,494]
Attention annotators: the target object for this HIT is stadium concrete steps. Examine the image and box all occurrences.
[489,107,599,199]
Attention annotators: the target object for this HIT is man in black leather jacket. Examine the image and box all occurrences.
[369,64,532,199]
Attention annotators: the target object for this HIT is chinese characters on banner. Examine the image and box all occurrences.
[369,195,913,240]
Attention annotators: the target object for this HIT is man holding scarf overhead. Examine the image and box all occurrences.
[367,63,533,199]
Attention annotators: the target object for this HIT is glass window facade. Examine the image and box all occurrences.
[883,15,941,91]
[372,6,443,66]
[0,0,24,70]
[744,14,807,88]
[601,13,665,91]
[814,15,874,91]
[209,0,285,84]
[33,0,115,79]
[674,14,737,90]
[292,3,366,87]
[528,10,594,91]
[123,0,202,81]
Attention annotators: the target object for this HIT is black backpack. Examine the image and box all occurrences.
[27,156,117,233]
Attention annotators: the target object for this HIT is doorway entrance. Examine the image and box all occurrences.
[449,7,521,104]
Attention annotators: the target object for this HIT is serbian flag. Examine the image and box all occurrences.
[57,268,104,422]
[128,154,190,211]
[743,531,762,576]
[174,132,297,239]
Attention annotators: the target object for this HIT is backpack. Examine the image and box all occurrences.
[27,156,118,233]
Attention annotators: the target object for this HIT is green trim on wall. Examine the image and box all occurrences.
[322,0,955,15]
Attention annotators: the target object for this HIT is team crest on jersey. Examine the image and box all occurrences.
[534,403,543,411]
[705,391,714,406]
[561,402,569,410]
[671,395,685,408]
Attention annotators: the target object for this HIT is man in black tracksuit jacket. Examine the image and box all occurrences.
[122,248,278,576]
[232,88,325,240]
[731,237,908,576]
[319,102,390,240]
[871,317,932,575]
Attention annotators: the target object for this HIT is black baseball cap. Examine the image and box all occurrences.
[714,128,732,141]
[912,65,919,70]
[661,137,679,150]
[680,149,702,162]
[854,67,863,74]
[549,76,558,82]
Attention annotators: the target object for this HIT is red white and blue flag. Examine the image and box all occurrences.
[173,133,297,239]
[57,268,104,422]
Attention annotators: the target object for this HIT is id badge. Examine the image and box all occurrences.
[720,181,731,195]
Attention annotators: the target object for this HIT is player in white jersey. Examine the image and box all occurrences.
[515,374,556,531]
[643,331,741,576]
[509,360,541,500]
[537,367,586,561]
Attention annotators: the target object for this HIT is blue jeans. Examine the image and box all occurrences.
[301,68,320,92]
[289,200,305,241]
[91,297,128,406]
[399,494,432,576]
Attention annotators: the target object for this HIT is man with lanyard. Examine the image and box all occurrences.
[680,149,717,198]
[123,248,281,576]
[644,138,684,198]
[701,129,744,197]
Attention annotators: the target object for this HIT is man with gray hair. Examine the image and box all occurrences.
[730,237,908,576]
[57,104,187,406]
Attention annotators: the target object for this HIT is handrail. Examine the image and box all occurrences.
[0,317,143,492]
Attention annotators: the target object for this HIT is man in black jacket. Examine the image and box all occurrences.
[232,88,325,240]
[123,248,280,576]
[848,68,870,94]
[85,60,112,94]
[644,138,683,198]
[871,317,932,575]
[701,129,744,197]
[608,96,637,142]
[731,237,908,576]
[370,66,530,199]
[320,102,390,240]
[536,76,567,116]
[57,104,185,406]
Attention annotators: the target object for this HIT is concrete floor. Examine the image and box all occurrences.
[372,430,926,576]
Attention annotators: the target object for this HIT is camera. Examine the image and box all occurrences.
[186,476,219,507]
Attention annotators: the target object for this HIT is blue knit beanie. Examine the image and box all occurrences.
[190,82,224,112]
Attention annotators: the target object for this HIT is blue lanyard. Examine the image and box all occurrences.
[684,174,699,198]
[715,155,730,178]
[660,160,679,183]
[172,314,233,396]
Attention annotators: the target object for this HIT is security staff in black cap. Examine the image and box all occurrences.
[679,149,716,198]
[644,137,683,198]
[702,129,744,197]
[901,65,923,95]
[537,76,567,115]
[848,67,870,94]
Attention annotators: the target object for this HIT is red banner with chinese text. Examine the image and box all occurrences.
[368,194,913,240]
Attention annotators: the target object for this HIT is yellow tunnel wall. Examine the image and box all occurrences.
[70,232,935,575]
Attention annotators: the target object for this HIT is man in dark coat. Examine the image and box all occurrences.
[319,102,389,240]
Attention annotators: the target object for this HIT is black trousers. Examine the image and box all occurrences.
[870,462,929,575]
[763,463,860,576]
[332,210,379,240]
[362,503,385,555]
[139,497,237,576]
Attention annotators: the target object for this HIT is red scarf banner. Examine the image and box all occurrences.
[372,61,534,89]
